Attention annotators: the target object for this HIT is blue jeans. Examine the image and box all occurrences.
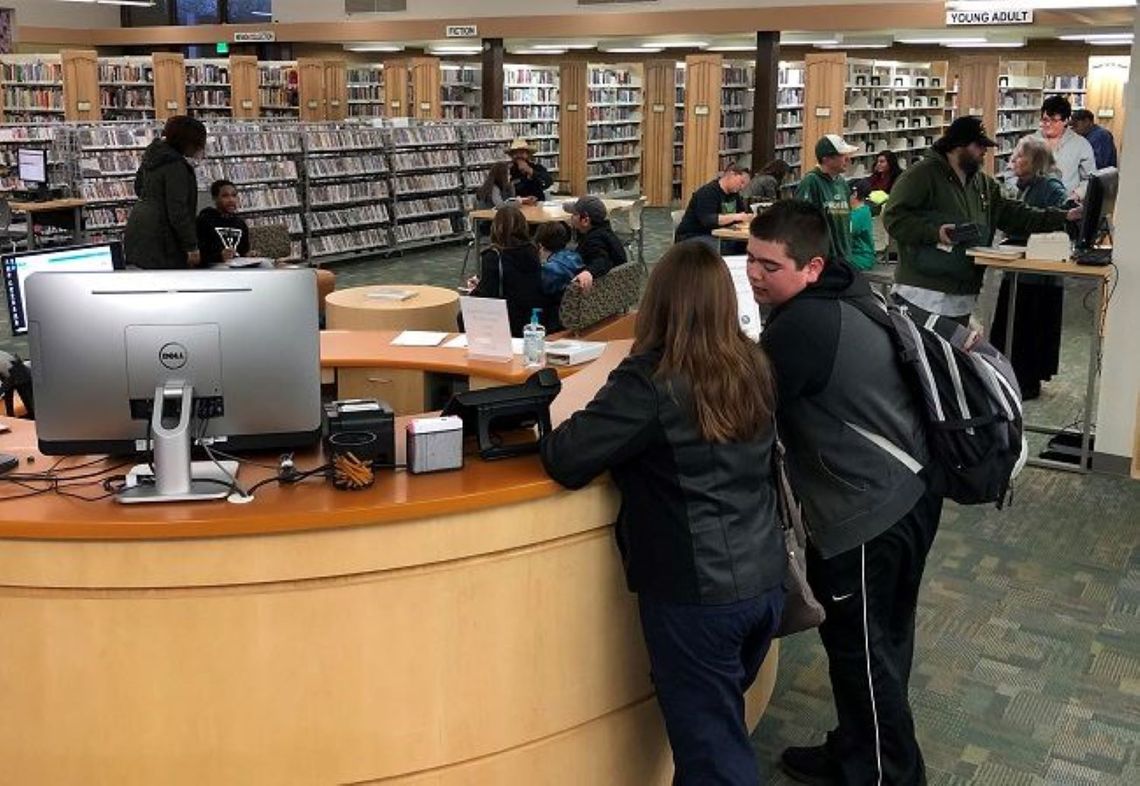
[638,586,786,785]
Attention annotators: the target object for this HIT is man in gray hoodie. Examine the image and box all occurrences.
[749,200,940,786]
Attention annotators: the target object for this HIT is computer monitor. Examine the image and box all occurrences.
[17,147,47,189]
[1077,167,1118,250]
[2,242,125,336]
[25,269,322,503]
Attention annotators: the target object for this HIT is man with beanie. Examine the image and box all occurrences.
[796,134,859,262]
[563,195,628,291]
[884,116,1081,324]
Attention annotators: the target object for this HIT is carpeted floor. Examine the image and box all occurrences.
[2,208,1136,784]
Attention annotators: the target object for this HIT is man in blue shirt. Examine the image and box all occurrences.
[1071,109,1118,170]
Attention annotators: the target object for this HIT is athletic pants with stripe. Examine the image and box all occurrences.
[806,490,943,786]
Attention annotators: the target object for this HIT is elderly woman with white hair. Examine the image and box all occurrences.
[990,136,1071,400]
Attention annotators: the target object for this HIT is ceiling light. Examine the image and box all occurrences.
[820,44,890,49]
[602,47,663,53]
[641,41,709,49]
[510,48,568,55]
[531,43,595,50]
[344,44,405,52]
[707,46,755,52]
[945,41,1025,48]
[898,36,986,45]
[428,47,482,55]
[1089,38,1134,45]
[780,37,841,46]
[1059,33,1134,41]
[948,0,1134,8]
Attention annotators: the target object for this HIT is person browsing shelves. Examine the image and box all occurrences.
[673,162,753,252]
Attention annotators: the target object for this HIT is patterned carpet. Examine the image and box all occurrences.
[2,209,1136,784]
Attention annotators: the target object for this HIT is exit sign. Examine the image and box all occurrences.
[216,41,229,54]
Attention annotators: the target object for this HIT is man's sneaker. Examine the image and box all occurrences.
[780,744,840,785]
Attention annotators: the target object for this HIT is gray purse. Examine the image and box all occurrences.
[773,439,826,637]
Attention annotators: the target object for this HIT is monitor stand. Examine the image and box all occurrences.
[118,383,233,504]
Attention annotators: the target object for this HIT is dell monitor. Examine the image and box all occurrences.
[1077,167,1118,251]
[2,242,124,336]
[25,269,322,503]
[17,147,48,197]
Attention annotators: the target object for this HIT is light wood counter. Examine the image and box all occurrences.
[0,340,780,785]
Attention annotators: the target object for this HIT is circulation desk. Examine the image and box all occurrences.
[0,341,778,785]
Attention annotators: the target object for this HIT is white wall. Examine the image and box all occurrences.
[6,0,120,29]
[1093,15,1140,467]
[272,0,911,23]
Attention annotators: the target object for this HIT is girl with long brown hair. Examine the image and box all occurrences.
[541,240,785,784]
[467,204,550,336]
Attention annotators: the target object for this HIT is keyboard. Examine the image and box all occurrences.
[1072,248,1113,266]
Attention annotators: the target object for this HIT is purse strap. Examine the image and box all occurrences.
[771,434,805,540]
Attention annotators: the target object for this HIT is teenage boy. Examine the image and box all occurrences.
[196,179,250,267]
[1025,95,1095,198]
[748,200,940,786]
[796,134,859,262]
[674,162,753,251]
[563,195,628,292]
[1070,108,1117,170]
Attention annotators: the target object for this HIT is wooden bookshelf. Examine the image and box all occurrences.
[386,60,410,118]
[231,55,260,119]
[681,54,723,205]
[259,60,300,119]
[410,57,442,121]
[956,57,999,173]
[776,61,805,192]
[0,54,65,124]
[586,62,643,198]
[298,58,327,122]
[441,62,481,120]
[560,61,588,196]
[62,50,101,122]
[347,64,384,119]
[641,60,675,207]
[719,60,754,171]
[800,53,846,182]
[153,52,186,120]
[326,61,348,121]
[503,64,560,177]
[994,59,1046,172]
[1086,55,1129,156]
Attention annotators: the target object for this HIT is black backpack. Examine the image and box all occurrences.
[848,296,1026,508]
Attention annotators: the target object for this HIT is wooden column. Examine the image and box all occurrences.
[409,57,441,120]
[1087,55,1130,157]
[641,60,675,207]
[61,50,100,122]
[386,60,410,117]
[298,57,327,121]
[752,32,780,171]
[482,38,504,120]
[152,53,186,120]
[956,56,999,173]
[559,61,588,196]
[800,52,847,179]
[230,55,260,119]
[681,54,724,204]
[325,59,348,120]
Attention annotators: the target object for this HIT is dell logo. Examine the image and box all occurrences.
[159,342,188,370]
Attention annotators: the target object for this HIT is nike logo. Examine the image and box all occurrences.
[831,593,855,602]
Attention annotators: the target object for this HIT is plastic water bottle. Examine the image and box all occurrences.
[523,308,546,367]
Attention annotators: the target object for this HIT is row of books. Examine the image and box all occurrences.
[391,172,462,195]
[248,213,305,236]
[462,123,513,144]
[393,195,463,221]
[2,88,63,110]
[98,62,153,84]
[588,107,641,124]
[588,88,640,104]
[309,227,390,258]
[199,159,298,185]
[587,142,639,159]
[1,62,62,83]
[309,180,389,207]
[237,185,302,212]
[259,88,298,108]
[308,203,390,232]
[505,68,557,86]
[305,128,386,151]
[508,120,557,138]
[465,147,508,166]
[589,69,639,87]
[186,63,229,85]
[259,67,298,88]
[588,123,639,141]
[81,180,136,203]
[505,87,558,104]
[212,131,302,156]
[587,160,639,178]
[78,152,145,177]
[305,154,388,179]
[387,126,461,148]
[722,66,753,86]
[390,149,462,171]
[188,90,231,109]
[505,105,558,120]
[393,218,458,244]
[100,88,154,110]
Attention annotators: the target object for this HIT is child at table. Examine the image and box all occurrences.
[535,221,583,297]
[196,179,250,267]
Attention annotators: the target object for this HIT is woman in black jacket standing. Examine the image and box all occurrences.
[124,115,207,269]
[541,241,786,785]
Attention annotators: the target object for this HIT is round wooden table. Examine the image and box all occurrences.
[325,285,460,332]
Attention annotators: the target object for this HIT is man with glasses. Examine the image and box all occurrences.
[1023,95,1095,199]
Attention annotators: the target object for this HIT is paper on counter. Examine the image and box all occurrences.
[391,330,449,347]
[443,333,525,354]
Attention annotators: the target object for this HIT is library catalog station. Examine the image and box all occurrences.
[0,1,1138,784]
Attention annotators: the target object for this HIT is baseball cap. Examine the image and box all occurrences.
[563,195,607,224]
[941,116,997,148]
[815,134,860,161]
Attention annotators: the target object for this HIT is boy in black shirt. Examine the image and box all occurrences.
[196,179,250,267]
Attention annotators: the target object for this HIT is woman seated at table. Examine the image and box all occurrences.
[466,205,551,336]
[990,136,1070,400]
[474,162,522,210]
[540,240,786,784]
[742,158,790,203]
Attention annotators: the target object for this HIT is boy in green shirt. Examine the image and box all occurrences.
[796,134,859,263]
[848,179,877,270]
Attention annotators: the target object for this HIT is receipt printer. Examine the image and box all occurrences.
[322,399,395,467]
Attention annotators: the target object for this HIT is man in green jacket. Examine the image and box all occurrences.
[883,116,1081,324]
[796,134,859,263]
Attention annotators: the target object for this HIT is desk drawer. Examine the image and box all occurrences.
[336,367,427,415]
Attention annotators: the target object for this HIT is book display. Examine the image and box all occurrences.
[1045,72,1086,110]
[71,122,160,238]
[186,58,232,120]
[441,63,481,120]
[994,60,1046,170]
[586,64,643,198]
[386,124,466,248]
[720,61,755,171]
[348,65,385,119]
[0,55,65,124]
[458,121,513,210]
[503,65,560,177]
[98,57,155,121]
[842,59,948,179]
[673,63,685,200]
[776,61,805,191]
[303,124,392,262]
[259,62,300,119]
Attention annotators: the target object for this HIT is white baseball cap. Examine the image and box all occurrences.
[815,134,860,160]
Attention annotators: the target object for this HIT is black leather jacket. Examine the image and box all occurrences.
[541,351,786,604]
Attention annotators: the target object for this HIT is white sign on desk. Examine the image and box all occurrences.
[459,296,513,363]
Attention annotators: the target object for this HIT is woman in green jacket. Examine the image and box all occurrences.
[124,115,207,270]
